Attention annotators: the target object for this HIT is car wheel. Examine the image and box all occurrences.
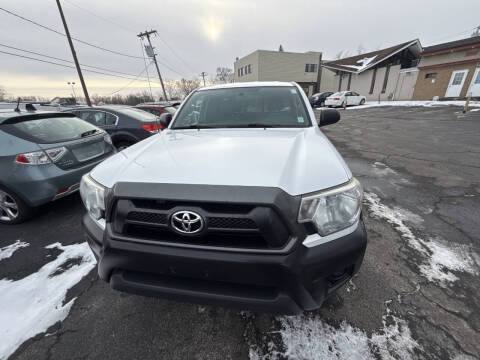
[359,99,365,105]
[0,187,34,224]
[320,101,325,107]
[115,141,134,151]
[341,101,346,108]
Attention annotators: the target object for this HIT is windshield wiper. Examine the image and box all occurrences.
[173,124,214,130]
[245,123,279,128]
[80,129,99,137]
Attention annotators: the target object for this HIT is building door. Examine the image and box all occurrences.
[467,67,480,97]
[445,69,468,97]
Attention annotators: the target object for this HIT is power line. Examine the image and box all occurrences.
[105,62,154,96]
[60,0,197,75]
[0,49,161,83]
[0,42,152,80]
[0,5,143,59]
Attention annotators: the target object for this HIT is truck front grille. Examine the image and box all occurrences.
[112,199,291,250]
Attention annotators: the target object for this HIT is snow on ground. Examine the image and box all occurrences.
[347,100,480,110]
[316,100,480,110]
[249,301,418,360]
[364,192,478,284]
[0,242,96,359]
[0,240,29,261]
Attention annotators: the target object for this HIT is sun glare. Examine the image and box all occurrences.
[204,19,222,41]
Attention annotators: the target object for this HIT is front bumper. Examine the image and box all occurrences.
[83,213,367,314]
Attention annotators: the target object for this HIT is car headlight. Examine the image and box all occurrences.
[298,178,362,236]
[79,174,106,220]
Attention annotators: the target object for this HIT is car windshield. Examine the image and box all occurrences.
[7,116,100,143]
[115,107,158,121]
[172,86,311,129]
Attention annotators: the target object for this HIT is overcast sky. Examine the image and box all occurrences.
[1,0,479,98]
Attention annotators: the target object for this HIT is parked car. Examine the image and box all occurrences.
[64,105,162,150]
[80,81,367,314]
[325,91,366,107]
[309,92,333,108]
[0,110,115,224]
[134,104,176,118]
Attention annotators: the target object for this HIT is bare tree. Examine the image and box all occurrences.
[178,78,201,97]
[334,50,344,59]
[215,67,233,83]
[0,86,6,101]
[357,44,366,55]
[471,25,480,37]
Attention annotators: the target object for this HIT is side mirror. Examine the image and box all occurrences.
[318,109,340,127]
[159,113,172,128]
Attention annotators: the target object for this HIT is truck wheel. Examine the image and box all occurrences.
[0,187,35,224]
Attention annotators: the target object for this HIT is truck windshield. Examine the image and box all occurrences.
[172,86,311,129]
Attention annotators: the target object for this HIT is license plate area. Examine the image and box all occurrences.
[72,141,104,162]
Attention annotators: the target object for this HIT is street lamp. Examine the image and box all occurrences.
[67,82,77,99]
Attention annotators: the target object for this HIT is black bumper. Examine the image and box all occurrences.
[83,214,367,314]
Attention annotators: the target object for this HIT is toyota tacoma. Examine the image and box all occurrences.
[80,82,367,314]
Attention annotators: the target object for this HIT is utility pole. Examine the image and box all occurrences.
[56,0,91,106]
[200,72,207,86]
[138,30,168,101]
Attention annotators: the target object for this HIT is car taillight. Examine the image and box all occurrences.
[333,98,340,100]
[15,146,67,165]
[141,123,163,133]
[15,151,51,165]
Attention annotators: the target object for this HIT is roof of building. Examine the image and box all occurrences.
[322,39,421,74]
[423,36,480,55]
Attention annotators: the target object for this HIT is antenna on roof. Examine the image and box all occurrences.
[14,97,21,112]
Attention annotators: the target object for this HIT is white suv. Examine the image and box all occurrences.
[80,82,367,314]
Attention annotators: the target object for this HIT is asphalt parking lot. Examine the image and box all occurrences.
[2,105,480,360]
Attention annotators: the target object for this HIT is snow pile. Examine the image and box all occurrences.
[250,302,417,360]
[364,192,478,284]
[343,55,378,72]
[0,242,96,359]
[346,100,480,110]
[0,240,29,261]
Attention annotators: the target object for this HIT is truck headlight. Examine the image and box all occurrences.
[298,178,362,236]
[79,174,106,220]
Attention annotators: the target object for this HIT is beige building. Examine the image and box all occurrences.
[320,40,422,101]
[412,37,480,100]
[234,49,322,96]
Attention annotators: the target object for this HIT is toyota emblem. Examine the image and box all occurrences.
[170,210,204,234]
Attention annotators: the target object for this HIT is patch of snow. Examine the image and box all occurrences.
[0,242,96,359]
[0,240,29,261]
[364,192,478,284]
[249,301,418,360]
[372,162,397,176]
[346,100,480,110]
[342,55,378,72]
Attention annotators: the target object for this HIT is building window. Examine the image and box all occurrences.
[425,73,437,79]
[474,70,480,84]
[369,68,377,94]
[451,72,464,85]
[240,67,244,76]
[247,64,252,74]
[381,65,391,93]
[305,64,317,73]
[238,68,241,77]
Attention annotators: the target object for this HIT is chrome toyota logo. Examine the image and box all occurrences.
[170,210,204,234]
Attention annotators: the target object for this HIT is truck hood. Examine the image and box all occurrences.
[90,127,351,196]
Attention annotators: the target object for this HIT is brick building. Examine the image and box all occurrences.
[413,36,480,100]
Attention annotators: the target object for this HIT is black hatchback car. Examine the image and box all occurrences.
[65,106,161,150]
[309,92,334,108]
